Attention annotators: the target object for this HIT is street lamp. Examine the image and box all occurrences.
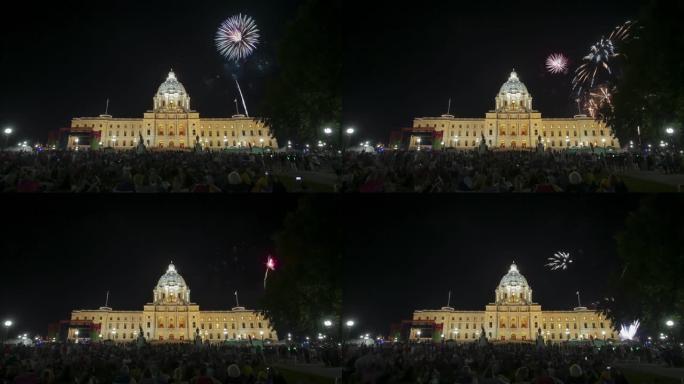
[416,330,421,342]
[324,128,333,136]
[346,128,355,136]
[75,330,79,343]
[3,320,12,342]
[3,128,13,149]
[323,320,333,328]
[417,137,422,151]
[260,330,264,342]
[666,320,675,327]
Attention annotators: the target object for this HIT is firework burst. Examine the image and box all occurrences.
[546,251,573,271]
[619,320,640,341]
[546,53,569,74]
[216,14,260,62]
[572,21,637,96]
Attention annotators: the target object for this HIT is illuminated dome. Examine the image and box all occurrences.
[499,70,529,95]
[495,262,533,304]
[153,70,191,112]
[153,262,191,304]
[498,262,529,288]
[495,70,533,112]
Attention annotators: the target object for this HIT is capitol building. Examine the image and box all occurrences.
[410,263,614,343]
[67,70,277,151]
[401,70,619,151]
[67,263,277,343]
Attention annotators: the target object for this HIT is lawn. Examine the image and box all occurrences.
[278,367,337,384]
[620,368,682,384]
[620,175,679,193]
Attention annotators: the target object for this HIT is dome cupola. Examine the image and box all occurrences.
[495,70,533,112]
[495,262,533,305]
[153,262,191,304]
[153,70,191,112]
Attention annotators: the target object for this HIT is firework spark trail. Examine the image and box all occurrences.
[546,251,573,271]
[235,79,249,117]
[263,256,276,289]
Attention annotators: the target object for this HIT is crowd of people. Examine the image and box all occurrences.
[1,148,682,193]
[2,340,681,384]
[336,151,684,193]
[0,342,298,384]
[340,342,683,384]
[0,151,326,193]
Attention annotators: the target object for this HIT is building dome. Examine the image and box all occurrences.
[153,262,191,305]
[499,70,529,96]
[495,262,533,305]
[498,262,529,288]
[495,70,533,112]
[157,70,187,97]
[156,262,187,289]
[153,70,191,112]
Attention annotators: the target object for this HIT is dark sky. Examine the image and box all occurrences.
[0,0,301,144]
[343,0,647,143]
[0,196,298,338]
[342,195,642,337]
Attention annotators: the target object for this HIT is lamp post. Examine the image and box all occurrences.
[323,127,333,151]
[416,330,421,343]
[666,319,675,344]
[344,128,355,154]
[343,320,355,345]
[3,320,12,342]
[75,330,79,343]
[3,128,13,149]
[666,128,676,151]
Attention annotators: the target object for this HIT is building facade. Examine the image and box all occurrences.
[406,70,619,151]
[68,263,277,343]
[68,70,277,151]
[411,262,614,343]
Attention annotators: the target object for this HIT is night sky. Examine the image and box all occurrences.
[343,0,646,143]
[0,196,298,338]
[342,195,642,337]
[0,0,301,144]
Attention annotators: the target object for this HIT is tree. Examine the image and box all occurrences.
[601,196,684,341]
[260,197,342,339]
[600,1,684,146]
[259,0,342,144]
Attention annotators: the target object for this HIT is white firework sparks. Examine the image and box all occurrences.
[619,320,640,341]
[546,251,573,271]
[546,53,569,74]
[216,14,260,62]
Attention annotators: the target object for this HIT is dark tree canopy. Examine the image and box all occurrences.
[601,1,684,146]
[259,0,342,144]
[259,198,342,339]
[602,196,684,340]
